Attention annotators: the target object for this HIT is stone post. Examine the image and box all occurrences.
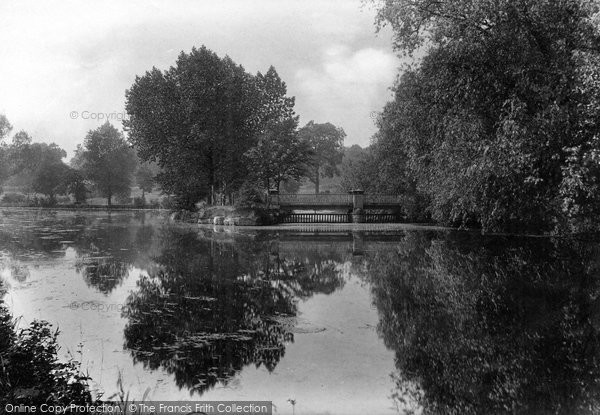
[268,189,280,208]
[268,189,280,224]
[349,189,365,223]
[352,231,365,256]
[350,189,365,210]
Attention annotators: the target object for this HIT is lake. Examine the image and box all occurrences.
[1,210,599,414]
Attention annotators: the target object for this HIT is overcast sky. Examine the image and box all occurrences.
[0,0,398,158]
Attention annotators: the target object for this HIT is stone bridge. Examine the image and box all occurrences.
[269,190,404,223]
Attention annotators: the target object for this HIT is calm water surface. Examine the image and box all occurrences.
[1,210,599,414]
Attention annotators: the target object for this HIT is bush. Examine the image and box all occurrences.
[234,182,264,209]
[115,194,132,205]
[55,195,72,205]
[160,196,178,210]
[133,196,146,208]
[0,307,95,405]
[1,193,27,205]
[67,178,87,204]
[34,196,57,207]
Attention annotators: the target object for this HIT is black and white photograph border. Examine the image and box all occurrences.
[1,1,600,414]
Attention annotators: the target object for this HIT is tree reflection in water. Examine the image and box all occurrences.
[367,232,600,414]
[8,209,596,410]
[122,228,346,395]
[74,215,157,294]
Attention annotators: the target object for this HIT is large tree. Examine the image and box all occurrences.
[244,67,310,192]
[125,48,302,209]
[135,162,157,199]
[244,118,310,192]
[371,0,600,232]
[0,114,13,184]
[298,121,345,194]
[339,145,378,192]
[125,46,272,209]
[30,146,69,203]
[5,132,70,203]
[77,122,136,206]
[0,114,11,140]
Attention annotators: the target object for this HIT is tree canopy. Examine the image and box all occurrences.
[125,47,307,209]
[0,116,13,185]
[298,121,346,194]
[243,67,310,192]
[371,0,600,232]
[76,122,136,206]
[135,162,157,199]
[0,124,71,203]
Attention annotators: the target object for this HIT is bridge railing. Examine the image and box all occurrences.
[364,194,404,206]
[278,193,353,206]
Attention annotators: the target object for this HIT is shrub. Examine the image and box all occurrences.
[115,194,132,205]
[1,193,27,205]
[36,197,57,207]
[0,307,95,405]
[234,182,264,209]
[133,196,146,208]
[55,195,72,205]
[160,196,177,210]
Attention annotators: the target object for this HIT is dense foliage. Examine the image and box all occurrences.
[74,123,137,206]
[0,126,77,205]
[0,286,95,405]
[299,121,346,194]
[126,48,284,208]
[134,161,157,199]
[367,232,600,414]
[370,0,600,232]
[125,46,344,207]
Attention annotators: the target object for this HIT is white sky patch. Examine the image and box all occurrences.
[295,47,397,145]
[0,0,398,158]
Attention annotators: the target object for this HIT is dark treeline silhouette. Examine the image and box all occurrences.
[0,118,149,207]
[365,231,600,414]
[340,0,600,233]
[125,46,346,208]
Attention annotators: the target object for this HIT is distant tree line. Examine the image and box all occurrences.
[124,46,345,209]
[0,115,157,207]
[340,0,600,233]
[1,46,348,209]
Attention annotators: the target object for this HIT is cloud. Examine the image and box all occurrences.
[0,0,398,157]
[295,46,397,145]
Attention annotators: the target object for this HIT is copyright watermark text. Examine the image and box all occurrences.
[70,110,129,122]
[4,401,273,414]
[67,301,128,313]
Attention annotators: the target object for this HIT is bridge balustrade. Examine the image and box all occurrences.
[270,192,403,223]
[277,193,353,207]
[364,195,404,206]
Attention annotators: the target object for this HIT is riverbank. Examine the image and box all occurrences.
[170,206,273,226]
[0,205,165,211]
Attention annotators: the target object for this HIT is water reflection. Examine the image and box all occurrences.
[2,210,600,412]
[73,224,140,294]
[0,210,158,293]
[366,233,600,414]
[122,227,347,394]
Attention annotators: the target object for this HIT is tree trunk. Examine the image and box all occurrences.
[107,193,112,207]
[314,167,320,194]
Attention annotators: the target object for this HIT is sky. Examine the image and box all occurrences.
[0,0,399,159]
